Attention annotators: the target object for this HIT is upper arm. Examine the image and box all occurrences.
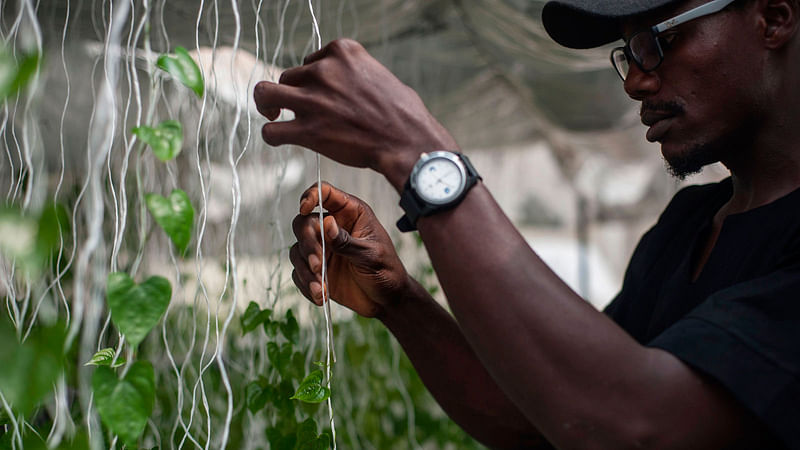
[633,347,780,449]
[637,267,800,449]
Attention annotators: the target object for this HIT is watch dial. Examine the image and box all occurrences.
[416,158,463,203]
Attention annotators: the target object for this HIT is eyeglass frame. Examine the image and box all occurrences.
[610,0,739,80]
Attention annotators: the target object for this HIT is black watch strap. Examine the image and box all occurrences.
[396,152,481,232]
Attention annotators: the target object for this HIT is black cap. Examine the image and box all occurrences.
[542,0,684,49]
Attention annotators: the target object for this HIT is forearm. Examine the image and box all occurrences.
[409,183,658,447]
[378,276,549,449]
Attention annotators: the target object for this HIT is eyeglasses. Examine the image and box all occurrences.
[611,0,738,80]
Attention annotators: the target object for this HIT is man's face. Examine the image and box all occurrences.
[621,0,765,178]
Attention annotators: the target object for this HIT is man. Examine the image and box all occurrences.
[253,0,800,447]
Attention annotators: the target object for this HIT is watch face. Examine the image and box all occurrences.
[413,155,466,204]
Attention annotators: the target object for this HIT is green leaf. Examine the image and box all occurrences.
[298,434,331,450]
[156,46,204,98]
[290,351,306,380]
[92,361,155,448]
[0,48,40,101]
[296,418,318,445]
[290,370,331,403]
[106,272,172,347]
[241,302,272,335]
[267,341,295,378]
[244,381,269,413]
[273,380,296,415]
[0,431,88,450]
[296,418,332,449]
[145,189,194,254]
[0,318,65,415]
[133,120,183,162]
[280,309,300,344]
[264,319,280,337]
[85,348,125,368]
[36,203,69,255]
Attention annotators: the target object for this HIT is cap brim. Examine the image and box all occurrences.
[542,0,682,49]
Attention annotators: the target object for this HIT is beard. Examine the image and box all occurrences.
[663,142,719,180]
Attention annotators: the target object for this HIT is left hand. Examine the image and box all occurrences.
[289,182,413,318]
[253,39,458,189]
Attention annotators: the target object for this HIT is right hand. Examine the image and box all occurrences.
[289,183,411,318]
[254,39,458,190]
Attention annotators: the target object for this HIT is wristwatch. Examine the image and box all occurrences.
[396,151,481,232]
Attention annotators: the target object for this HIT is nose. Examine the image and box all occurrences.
[623,63,661,100]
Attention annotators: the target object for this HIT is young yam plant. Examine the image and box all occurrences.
[105,272,172,348]
[145,189,194,255]
[92,361,156,448]
[156,46,204,98]
[133,120,183,162]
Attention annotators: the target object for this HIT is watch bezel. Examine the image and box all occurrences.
[409,151,468,205]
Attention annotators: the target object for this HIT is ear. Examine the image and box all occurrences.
[756,0,800,49]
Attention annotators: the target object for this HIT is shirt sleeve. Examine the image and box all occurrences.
[649,264,800,449]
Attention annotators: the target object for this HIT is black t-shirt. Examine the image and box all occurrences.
[605,178,800,449]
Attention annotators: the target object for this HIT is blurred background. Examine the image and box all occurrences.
[0,0,728,448]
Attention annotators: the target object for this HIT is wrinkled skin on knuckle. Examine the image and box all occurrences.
[331,229,352,252]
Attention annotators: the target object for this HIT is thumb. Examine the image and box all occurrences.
[323,215,368,259]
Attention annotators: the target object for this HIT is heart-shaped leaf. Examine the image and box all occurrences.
[156,47,204,98]
[106,272,172,348]
[280,309,300,344]
[133,120,183,162]
[145,190,194,254]
[0,318,65,415]
[0,48,40,101]
[290,370,330,403]
[295,418,332,449]
[245,381,271,413]
[268,342,295,378]
[92,362,155,448]
[264,319,280,337]
[85,348,125,368]
[296,418,330,450]
[241,302,272,335]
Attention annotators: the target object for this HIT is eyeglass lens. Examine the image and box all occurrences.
[612,32,662,80]
[612,49,630,80]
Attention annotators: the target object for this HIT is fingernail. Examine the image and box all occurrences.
[310,281,322,301]
[326,223,338,240]
[308,254,321,272]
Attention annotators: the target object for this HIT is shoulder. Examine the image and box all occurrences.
[656,178,732,227]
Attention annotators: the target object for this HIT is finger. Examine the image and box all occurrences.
[291,214,323,257]
[302,43,332,65]
[261,120,309,148]
[292,269,324,305]
[289,242,320,282]
[264,107,280,121]
[299,182,357,216]
[290,246,323,306]
[253,81,308,117]
[322,215,373,259]
[278,64,311,87]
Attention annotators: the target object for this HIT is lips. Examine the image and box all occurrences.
[640,110,676,142]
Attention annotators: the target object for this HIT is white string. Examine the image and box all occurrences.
[216,0,245,447]
[307,1,338,447]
